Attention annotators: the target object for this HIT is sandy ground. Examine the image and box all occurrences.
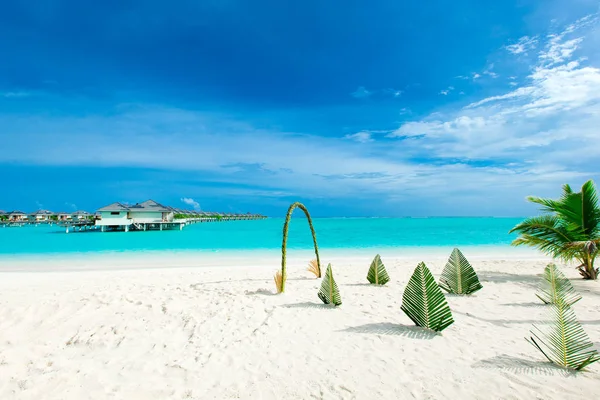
[1,252,599,399]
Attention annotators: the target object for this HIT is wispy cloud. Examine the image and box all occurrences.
[181,197,201,210]
[351,86,371,98]
[383,88,403,97]
[439,86,455,95]
[505,36,538,55]
[1,91,32,98]
[344,131,374,143]
[387,14,600,185]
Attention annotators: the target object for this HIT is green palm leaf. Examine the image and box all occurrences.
[318,264,342,306]
[438,248,482,295]
[527,301,600,370]
[536,263,581,306]
[510,180,600,279]
[401,262,454,332]
[367,254,390,285]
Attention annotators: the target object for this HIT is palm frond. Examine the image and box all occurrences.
[318,264,342,306]
[367,254,390,285]
[307,259,321,278]
[527,301,600,370]
[438,248,482,295]
[510,215,579,259]
[536,263,581,306]
[274,270,283,294]
[401,262,454,332]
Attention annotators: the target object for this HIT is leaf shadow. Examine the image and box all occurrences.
[341,323,439,339]
[479,271,540,286]
[344,283,388,287]
[500,302,546,308]
[453,310,550,327]
[472,355,578,377]
[281,302,338,310]
[245,289,277,296]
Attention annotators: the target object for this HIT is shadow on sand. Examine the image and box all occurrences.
[341,323,439,339]
[281,302,338,310]
[472,354,577,377]
[245,289,277,296]
[478,271,541,285]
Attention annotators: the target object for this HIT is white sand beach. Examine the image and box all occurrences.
[1,252,600,399]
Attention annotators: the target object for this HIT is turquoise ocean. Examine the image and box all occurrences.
[0,217,523,256]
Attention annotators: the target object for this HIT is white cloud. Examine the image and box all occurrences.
[351,86,371,98]
[439,86,455,95]
[1,91,31,98]
[472,73,481,80]
[344,131,374,143]
[181,197,201,210]
[388,13,600,175]
[505,36,538,54]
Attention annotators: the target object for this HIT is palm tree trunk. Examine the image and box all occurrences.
[280,202,321,293]
[579,254,598,280]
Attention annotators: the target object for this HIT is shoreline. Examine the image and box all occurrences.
[0,246,548,273]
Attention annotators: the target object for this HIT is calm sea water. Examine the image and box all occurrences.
[0,217,522,256]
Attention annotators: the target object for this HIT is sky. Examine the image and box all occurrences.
[1,0,600,217]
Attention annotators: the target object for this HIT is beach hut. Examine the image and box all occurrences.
[7,210,27,221]
[127,200,174,223]
[71,210,91,221]
[55,212,72,221]
[28,210,54,222]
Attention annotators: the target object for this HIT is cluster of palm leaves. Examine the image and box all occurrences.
[511,180,600,280]
[527,264,599,370]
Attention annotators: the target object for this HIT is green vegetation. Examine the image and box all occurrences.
[527,302,599,370]
[438,248,482,295]
[510,180,600,280]
[279,202,321,293]
[318,264,342,306]
[536,264,581,306]
[174,213,187,220]
[527,265,598,370]
[0,215,7,221]
[367,254,390,285]
[401,262,454,332]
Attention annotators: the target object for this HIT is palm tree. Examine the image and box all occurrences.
[510,180,600,280]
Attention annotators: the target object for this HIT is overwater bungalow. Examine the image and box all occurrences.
[96,199,179,232]
[28,209,54,222]
[72,210,91,220]
[7,210,27,221]
[56,212,72,221]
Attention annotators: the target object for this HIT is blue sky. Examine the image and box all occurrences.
[1,1,599,216]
